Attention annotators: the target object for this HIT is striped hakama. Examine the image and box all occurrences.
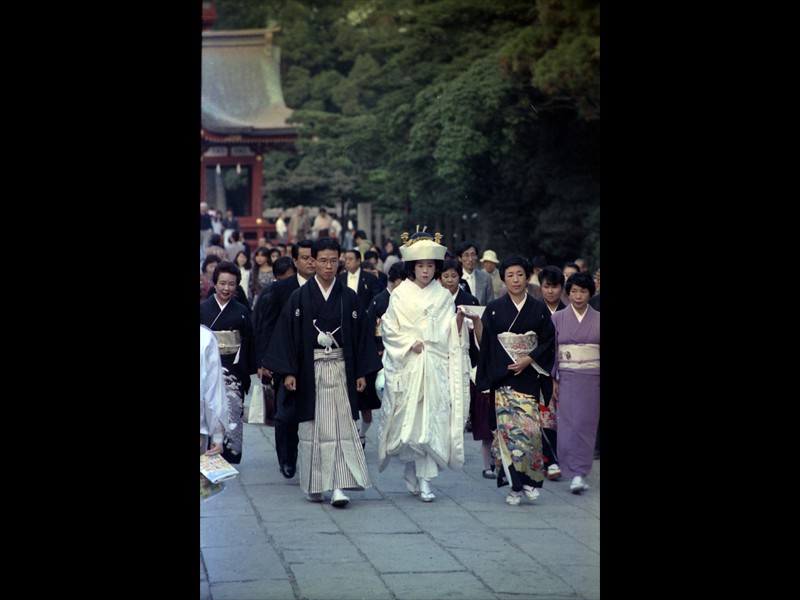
[298,348,372,494]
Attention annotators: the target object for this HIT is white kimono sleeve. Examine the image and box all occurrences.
[201,327,229,445]
[446,315,471,470]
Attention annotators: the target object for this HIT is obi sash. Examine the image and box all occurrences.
[214,330,242,359]
[557,343,600,369]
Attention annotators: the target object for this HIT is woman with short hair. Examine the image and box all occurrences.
[551,270,600,493]
[476,256,556,506]
[200,261,256,464]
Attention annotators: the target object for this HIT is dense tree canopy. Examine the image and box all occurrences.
[212,0,600,268]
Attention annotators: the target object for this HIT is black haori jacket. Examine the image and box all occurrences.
[264,278,381,423]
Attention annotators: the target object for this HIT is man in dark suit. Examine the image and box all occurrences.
[338,249,385,309]
[252,239,315,479]
[337,247,385,442]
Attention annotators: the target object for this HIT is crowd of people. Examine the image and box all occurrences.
[200,204,600,508]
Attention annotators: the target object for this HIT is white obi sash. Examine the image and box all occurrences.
[557,343,600,369]
[213,330,242,364]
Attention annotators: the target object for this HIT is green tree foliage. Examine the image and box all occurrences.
[213,0,283,29]
[500,0,600,119]
[212,0,600,268]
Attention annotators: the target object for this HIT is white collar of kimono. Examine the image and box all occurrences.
[571,303,587,322]
[450,289,458,300]
[314,275,334,301]
[297,273,309,286]
[214,294,231,311]
[513,294,526,312]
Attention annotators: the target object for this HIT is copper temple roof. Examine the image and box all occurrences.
[201,28,297,138]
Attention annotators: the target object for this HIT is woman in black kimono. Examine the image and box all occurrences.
[200,260,255,464]
[476,256,555,505]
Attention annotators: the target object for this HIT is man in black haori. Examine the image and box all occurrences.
[264,238,381,507]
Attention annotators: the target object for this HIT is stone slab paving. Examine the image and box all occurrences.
[201,422,600,599]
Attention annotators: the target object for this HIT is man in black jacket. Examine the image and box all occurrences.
[252,240,315,478]
[337,249,385,309]
[363,250,389,287]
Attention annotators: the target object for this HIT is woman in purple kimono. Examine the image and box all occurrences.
[551,270,600,493]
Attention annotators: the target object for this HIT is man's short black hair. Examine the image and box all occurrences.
[537,265,565,287]
[388,261,406,283]
[312,237,341,257]
[455,241,479,258]
[292,239,314,259]
[272,255,295,277]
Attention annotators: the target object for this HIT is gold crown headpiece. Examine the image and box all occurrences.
[399,226,447,262]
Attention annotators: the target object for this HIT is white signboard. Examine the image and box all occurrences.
[203,146,228,157]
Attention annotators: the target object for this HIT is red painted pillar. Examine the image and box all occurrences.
[251,154,263,219]
[200,157,207,203]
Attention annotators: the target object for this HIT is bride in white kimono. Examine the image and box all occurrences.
[377,229,475,502]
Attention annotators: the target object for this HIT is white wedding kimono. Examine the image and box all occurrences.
[200,325,229,450]
[377,278,471,478]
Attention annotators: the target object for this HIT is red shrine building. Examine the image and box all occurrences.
[201,3,297,249]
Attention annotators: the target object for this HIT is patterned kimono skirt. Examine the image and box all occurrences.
[298,349,372,494]
[492,386,546,489]
[221,367,244,464]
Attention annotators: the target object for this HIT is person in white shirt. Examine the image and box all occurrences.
[224,231,247,262]
[234,251,252,303]
[210,210,224,236]
[312,207,333,239]
[338,249,384,308]
[329,213,343,241]
[337,248,385,439]
[480,249,506,299]
[275,211,288,243]
[455,241,494,305]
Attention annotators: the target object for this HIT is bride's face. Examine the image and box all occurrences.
[414,260,436,288]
